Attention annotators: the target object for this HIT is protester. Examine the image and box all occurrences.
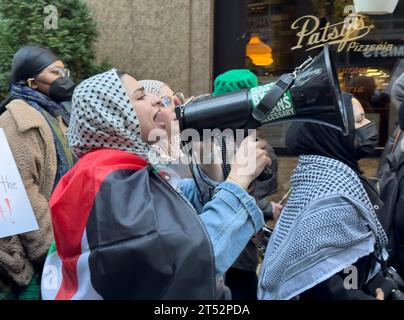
[139,79,185,167]
[378,101,404,278]
[41,69,271,300]
[258,93,388,300]
[378,73,404,174]
[376,75,404,273]
[0,45,75,300]
[196,69,282,300]
[391,73,404,110]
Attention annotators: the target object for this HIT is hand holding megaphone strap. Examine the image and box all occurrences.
[252,73,295,122]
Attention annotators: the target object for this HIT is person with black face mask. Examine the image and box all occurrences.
[0,45,75,300]
[258,93,388,300]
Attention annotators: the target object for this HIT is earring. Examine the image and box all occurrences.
[27,78,35,88]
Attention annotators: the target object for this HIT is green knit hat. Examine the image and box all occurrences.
[212,69,258,96]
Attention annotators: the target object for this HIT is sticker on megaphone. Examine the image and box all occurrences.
[249,83,296,123]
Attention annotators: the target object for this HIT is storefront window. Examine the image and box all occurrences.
[214,0,404,149]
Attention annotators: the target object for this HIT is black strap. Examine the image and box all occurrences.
[252,73,295,122]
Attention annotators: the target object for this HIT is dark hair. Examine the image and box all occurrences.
[347,76,376,103]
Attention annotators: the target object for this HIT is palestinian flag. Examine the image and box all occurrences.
[41,149,215,300]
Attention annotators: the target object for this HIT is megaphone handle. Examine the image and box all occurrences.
[252,73,295,123]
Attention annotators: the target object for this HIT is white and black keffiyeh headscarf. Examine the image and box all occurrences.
[68,69,150,159]
[258,155,388,300]
[140,80,165,97]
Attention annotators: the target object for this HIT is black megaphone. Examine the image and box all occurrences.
[175,45,349,137]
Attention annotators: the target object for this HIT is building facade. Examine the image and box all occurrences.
[87,0,403,198]
[88,0,404,149]
[86,0,214,97]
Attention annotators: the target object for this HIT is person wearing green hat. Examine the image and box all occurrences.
[193,69,282,299]
[212,69,259,97]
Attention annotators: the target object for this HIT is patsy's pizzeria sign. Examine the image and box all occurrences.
[290,14,392,53]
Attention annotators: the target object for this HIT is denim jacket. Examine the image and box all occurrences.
[179,178,264,276]
[182,165,273,272]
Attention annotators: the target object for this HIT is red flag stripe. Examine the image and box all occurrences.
[50,149,148,300]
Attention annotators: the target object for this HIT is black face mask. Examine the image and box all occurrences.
[49,76,75,102]
[354,122,379,160]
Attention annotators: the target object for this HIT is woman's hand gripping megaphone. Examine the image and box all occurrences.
[227,131,272,191]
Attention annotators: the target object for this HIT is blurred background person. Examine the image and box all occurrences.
[0,45,75,300]
[393,103,404,277]
[140,80,183,160]
[391,73,404,110]
[378,73,404,174]
[202,69,282,300]
[347,76,377,113]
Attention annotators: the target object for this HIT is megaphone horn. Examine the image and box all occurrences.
[175,44,349,137]
[251,56,314,123]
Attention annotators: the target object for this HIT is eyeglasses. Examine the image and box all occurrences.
[26,67,71,88]
[161,95,172,108]
[49,67,70,78]
[160,92,186,108]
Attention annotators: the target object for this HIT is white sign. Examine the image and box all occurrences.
[0,128,39,238]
